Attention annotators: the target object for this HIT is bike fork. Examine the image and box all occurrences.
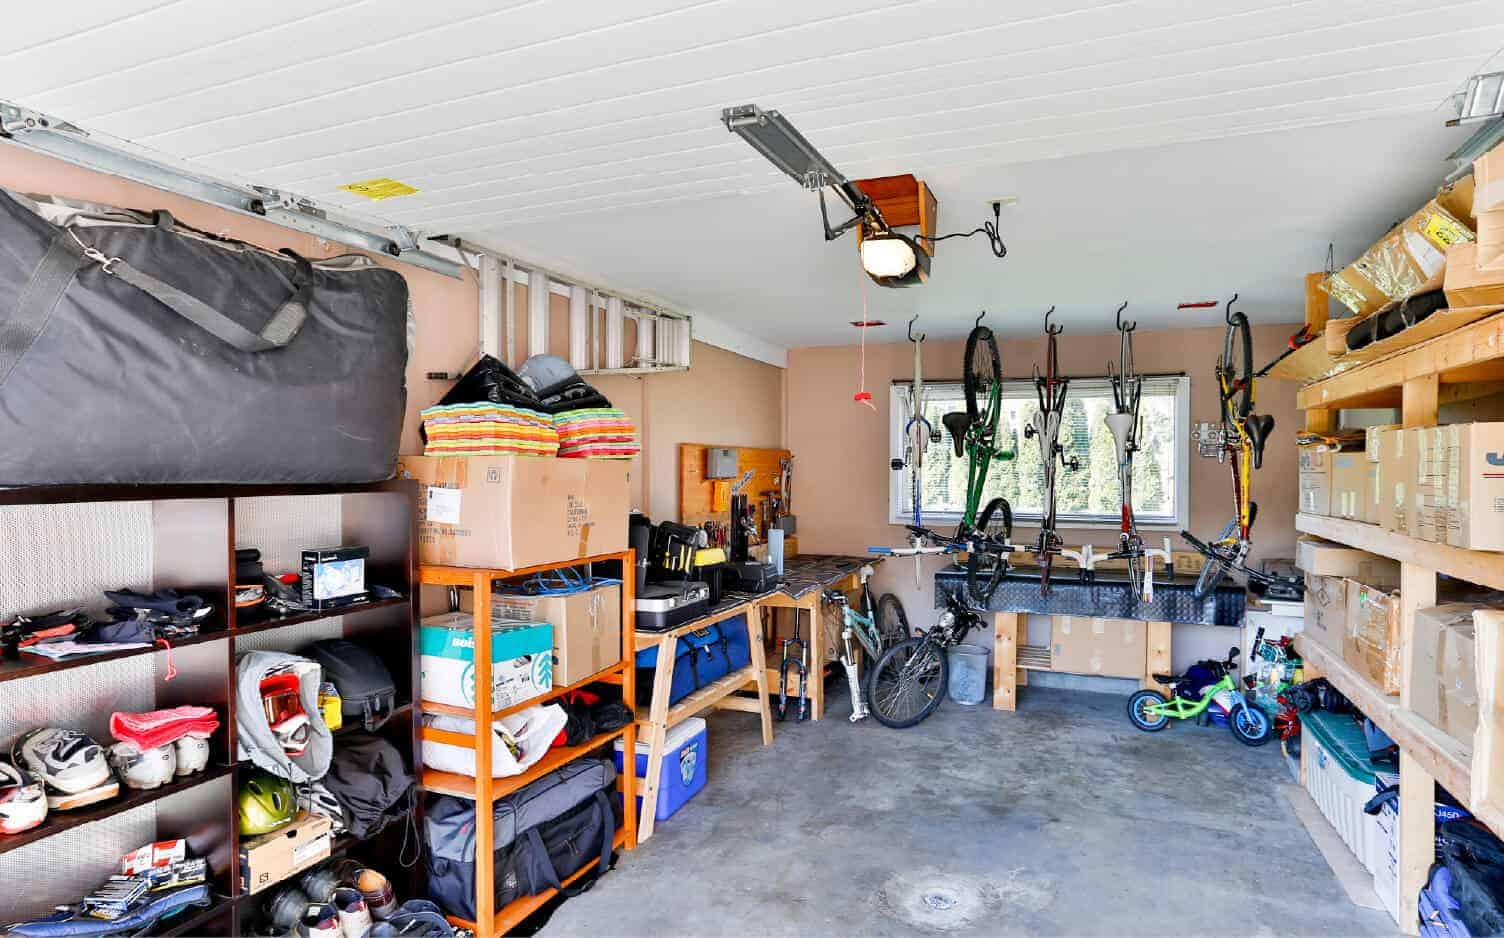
[841,625,868,722]
[777,613,809,723]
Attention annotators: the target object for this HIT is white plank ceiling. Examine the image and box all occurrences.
[4,0,1502,346]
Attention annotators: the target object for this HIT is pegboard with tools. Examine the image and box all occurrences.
[678,444,794,543]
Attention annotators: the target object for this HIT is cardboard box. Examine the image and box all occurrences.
[1444,242,1504,308]
[1378,428,1417,534]
[1365,459,1382,524]
[397,455,629,571]
[1443,422,1504,550]
[1330,451,1367,520]
[419,612,553,711]
[1479,210,1504,270]
[1366,424,1399,462]
[1409,604,1482,746]
[1050,617,1146,678]
[1344,580,1400,695]
[239,812,332,895]
[1302,574,1347,654]
[1440,172,1478,227]
[1324,198,1474,317]
[1299,446,1332,516]
[1295,537,1400,584]
[489,584,622,686]
[1476,143,1504,216]
[1416,427,1448,542]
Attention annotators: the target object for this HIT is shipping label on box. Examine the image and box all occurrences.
[1050,617,1146,678]
[1445,422,1504,550]
[239,812,332,895]
[490,584,622,686]
[1331,452,1367,520]
[419,612,554,711]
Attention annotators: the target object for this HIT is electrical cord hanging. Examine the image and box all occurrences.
[915,201,1007,258]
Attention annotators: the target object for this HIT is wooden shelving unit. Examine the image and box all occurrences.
[1281,292,1504,932]
[0,482,421,936]
[415,555,637,938]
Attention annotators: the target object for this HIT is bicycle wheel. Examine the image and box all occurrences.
[1224,313,1253,419]
[1190,519,1238,599]
[866,637,949,729]
[1126,689,1170,732]
[966,497,1012,604]
[963,325,1001,425]
[977,496,1013,542]
[875,593,911,651]
[1229,702,1273,746]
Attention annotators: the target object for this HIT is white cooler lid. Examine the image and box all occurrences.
[615,716,706,755]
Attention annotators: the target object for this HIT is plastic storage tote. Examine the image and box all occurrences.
[613,716,707,822]
[1301,710,1380,874]
[946,643,989,705]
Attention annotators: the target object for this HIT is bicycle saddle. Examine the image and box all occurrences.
[1245,413,1274,468]
[1151,673,1180,685]
[942,411,972,458]
[821,589,847,605]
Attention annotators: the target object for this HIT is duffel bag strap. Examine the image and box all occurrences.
[0,232,83,385]
[62,229,315,353]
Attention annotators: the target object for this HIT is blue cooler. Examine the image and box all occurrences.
[613,717,707,822]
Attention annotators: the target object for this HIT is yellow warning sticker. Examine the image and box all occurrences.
[1421,211,1471,248]
[338,177,419,201]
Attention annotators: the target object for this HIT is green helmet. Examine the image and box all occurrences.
[237,769,296,836]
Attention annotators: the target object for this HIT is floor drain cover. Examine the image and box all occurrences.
[923,891,958,911]
[877,870,994,932]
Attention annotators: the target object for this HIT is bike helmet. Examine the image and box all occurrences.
[107,741,176,790]
[174,735,210,776]
[237,770,297,836]
[0,760,47,834]
[11,728,119,810]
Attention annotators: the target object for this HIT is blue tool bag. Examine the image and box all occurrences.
[635,615,751,706]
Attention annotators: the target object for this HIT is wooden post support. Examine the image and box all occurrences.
[1304,271,1330,335]
[1142,621,1172,693]
[637,633,678,844]
[1398,563,1436,712]
[806,599,826,722]
[746,607,774,746]
[1476,611,1503,830]
[993,613,1018,711]
[1402,375,1440,429]
[1399,751,1435,934]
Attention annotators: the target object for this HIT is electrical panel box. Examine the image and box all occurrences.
[706,447,739,479]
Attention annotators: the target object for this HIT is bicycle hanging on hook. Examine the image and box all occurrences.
[1104,302,1148,599]
[1025,307,1079,596]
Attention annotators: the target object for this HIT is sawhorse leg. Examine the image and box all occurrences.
[637,633,677,844]
[746,607,774,744]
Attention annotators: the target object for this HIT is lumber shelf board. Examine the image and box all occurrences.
[632,599,758,651]
[639,663,759,729]
[1297,309,1504,411]
[1296,636,1472,807]
[419,727,627,802]
[1295,513,1504,592]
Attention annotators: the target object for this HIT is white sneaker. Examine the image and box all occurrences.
[332,887,372,938]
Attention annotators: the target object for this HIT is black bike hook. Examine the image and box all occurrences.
[1225,292,1241,324]
[1044,305,1062,335]
[908,315,924,343]
[1115,301,1135,332]
[974,310,987,329]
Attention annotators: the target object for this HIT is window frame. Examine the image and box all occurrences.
[887,374,1191,530]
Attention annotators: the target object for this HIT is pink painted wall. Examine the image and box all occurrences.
[786,320,1302,565]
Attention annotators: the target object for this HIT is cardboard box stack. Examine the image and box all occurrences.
[1049,617,1147,678]
[1299,446,1332,516]
[1375,422,1504,550]
[1443,143,1504,307]
[1409,604,1488,748]
[1297,537,1401,657]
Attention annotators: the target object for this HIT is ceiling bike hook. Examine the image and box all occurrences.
[1115,301,1135,332]
[1044,305,1062,335]
[974,310,987,329]
[1225,292,1240,324]
[908,315,924,343]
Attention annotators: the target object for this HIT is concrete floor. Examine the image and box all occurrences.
[547,684,1396,937]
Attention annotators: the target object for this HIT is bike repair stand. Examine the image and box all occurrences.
[777,614,809,722]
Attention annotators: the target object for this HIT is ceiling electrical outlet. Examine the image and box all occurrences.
[988,196,1019,209]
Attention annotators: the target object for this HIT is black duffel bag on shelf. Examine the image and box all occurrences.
[0,188,409,485]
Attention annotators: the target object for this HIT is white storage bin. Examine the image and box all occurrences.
[1301,717,1382,875]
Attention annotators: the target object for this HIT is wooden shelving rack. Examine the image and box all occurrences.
[416,552,638,938]
[0,481,421,937]
[1280,301,1504,933]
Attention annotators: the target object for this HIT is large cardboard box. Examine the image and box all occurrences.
[1416,427,1448,542]
[1443,422,1504,550]
[1330,451,1367,520]
[1344,580,1401,695]
[239,812,333,895]
[1444,242,1504,308]
[1378,428,1417,534]
[1295,537,1400,584]
[1366,424,1399,462]
[1409,604,1482,746]
[1324,198,1474,317]
[1303,574,1347,654]
[398,455,629,570]
[1299,446,1332,516]
[1050,617,1145,678]
[489,584,623,686]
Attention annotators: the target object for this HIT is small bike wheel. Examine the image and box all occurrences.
[1224,312,1253,419]
[1230,702,1273,746]
[963,325,1002,426]
[867,637,949,729]
[875,593,911,651]
[1126,689,1170,732]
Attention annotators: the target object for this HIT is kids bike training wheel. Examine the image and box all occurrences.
[1229,702,1274,746]
[963,325,1001,426]
[875,593,911,652]
[866,637,948,729]
[1126,689,1170,732]
[1223,311,1253,419]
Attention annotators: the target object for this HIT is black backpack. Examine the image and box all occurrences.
[304,639,398,731]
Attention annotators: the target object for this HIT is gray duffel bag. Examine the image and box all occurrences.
[0,188,409,485]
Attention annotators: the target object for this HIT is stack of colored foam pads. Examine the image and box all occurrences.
[419,403,559,457]
[553,407,639,459]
